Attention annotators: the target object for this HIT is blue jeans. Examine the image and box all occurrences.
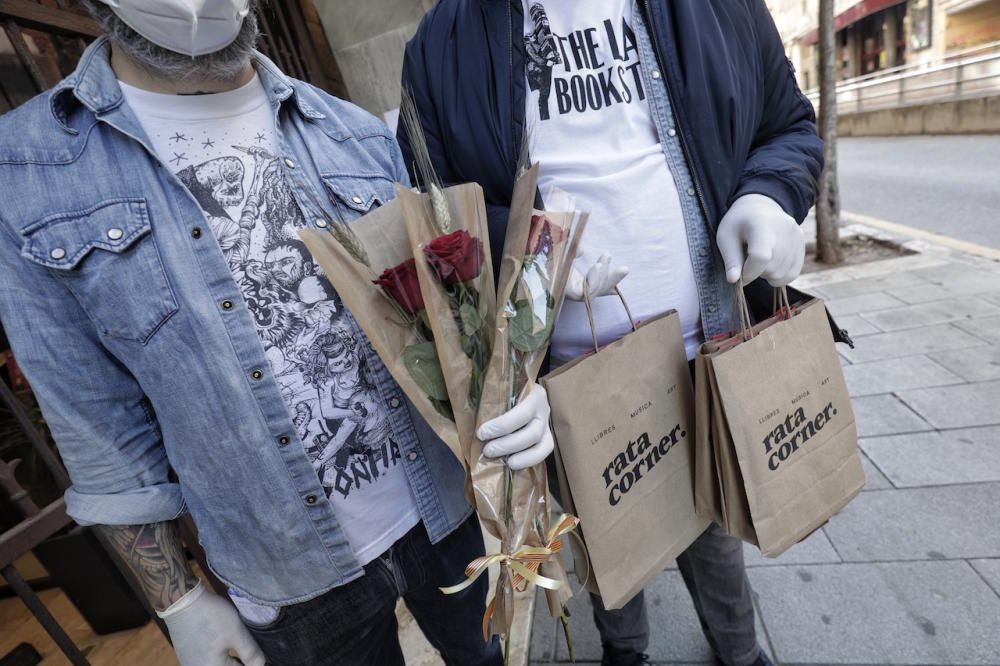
[245,516,502,665]
[590,523,763,666]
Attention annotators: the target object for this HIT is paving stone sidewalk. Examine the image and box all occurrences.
[529,233,1000,665]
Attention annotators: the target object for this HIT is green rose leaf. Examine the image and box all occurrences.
[430,397,455,421]
[403,342,450,402]
[508,298,554,353]
[459,301,481,336]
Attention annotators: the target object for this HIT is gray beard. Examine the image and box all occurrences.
[80,0,260,83]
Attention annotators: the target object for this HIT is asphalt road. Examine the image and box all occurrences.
[838,135,1000,250]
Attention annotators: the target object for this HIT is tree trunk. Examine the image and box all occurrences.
[816,0,843,264]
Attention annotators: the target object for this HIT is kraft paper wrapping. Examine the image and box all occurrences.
[395,183,497,473]
[391,170,583,633]
[299,199,462,465]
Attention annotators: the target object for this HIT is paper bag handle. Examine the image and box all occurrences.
[582,279,638,354]
[772,286,793,320]
[734,283,792,341]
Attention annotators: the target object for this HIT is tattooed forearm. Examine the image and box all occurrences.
[98,520,200,611]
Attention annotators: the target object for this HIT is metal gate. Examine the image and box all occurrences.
[0,0,346,114]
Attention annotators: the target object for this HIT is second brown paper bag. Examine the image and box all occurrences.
[695,291,865,557]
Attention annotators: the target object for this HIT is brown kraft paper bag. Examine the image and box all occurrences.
[695,289,865,557]
[542,296,709,609]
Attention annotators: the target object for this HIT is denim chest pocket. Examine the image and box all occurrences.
[20,199,179,344]
[320,173,397,219]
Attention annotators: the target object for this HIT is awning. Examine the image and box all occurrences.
[803,0,908,45]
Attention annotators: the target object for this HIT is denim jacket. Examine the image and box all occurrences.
[0,38,471,605]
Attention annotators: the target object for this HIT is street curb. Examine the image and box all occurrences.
[841,211,1000,262]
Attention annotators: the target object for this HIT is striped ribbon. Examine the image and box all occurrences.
[439,513,580,640]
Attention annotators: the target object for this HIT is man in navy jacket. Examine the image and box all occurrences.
[400,2,825,664]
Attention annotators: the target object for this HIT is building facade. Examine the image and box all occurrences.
[0,0,345,113]
[767,0,1000,90]
[313,0,436,123]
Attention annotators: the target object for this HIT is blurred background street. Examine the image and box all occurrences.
[1,0,999,665]
[840,135,1000,249]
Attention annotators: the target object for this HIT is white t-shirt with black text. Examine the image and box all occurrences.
[119,77,420,604]
[523,0,704,361]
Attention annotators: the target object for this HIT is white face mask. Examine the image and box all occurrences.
[97,0,251,57]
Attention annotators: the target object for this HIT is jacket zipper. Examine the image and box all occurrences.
[638,0,713,227]
[508,0,519,169]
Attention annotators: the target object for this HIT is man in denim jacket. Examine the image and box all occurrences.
[0,2,552,664]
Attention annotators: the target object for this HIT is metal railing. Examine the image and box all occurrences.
[804,41,1000,114]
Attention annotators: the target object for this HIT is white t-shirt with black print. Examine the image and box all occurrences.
[119,76,420,581]
[523,0,704,362]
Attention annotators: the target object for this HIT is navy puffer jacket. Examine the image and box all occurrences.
[400,0,848,344]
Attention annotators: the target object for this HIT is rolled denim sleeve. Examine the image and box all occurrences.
[0,222,183,526]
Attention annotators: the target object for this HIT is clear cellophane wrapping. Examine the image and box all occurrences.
[473,166,588,634]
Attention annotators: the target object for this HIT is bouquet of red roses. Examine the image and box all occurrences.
[396,182,496,470]
[465,165,587,646]
[299,196,461,464]
[395,94,590,660]
[304,95,587,659]
[393,168,584,657]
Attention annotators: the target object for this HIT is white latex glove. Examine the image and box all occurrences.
[158,581,266,666]
[478,384,554,471]
[565,252,630,301]
[716,194,805,287]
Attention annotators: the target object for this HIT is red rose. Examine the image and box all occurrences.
[423,230,484,286]
[374,258,425,315]
[526,214,568,257]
